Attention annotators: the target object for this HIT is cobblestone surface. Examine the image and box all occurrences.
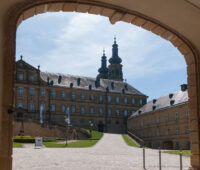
[13,133,190,170]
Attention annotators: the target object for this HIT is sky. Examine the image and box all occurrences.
[16,12,187,101]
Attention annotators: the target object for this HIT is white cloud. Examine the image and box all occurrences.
[16,12,187,88]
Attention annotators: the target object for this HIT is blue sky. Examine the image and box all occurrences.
[16,12,187,101]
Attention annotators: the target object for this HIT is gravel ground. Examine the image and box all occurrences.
[13,133,190,170]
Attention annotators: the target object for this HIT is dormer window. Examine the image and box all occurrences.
[18,73,23,80]
[169,93,173,99]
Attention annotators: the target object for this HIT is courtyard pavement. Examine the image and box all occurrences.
[13,133,190,170]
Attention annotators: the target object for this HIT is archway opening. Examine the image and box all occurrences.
[1,1,199,170]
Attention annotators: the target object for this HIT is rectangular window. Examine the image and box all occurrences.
[18,73,23,80]
[175,142,180,149]
[115,96,119,104]
[80,107,85,114]
[175,128,179,135]
[99,107,103,115]
[90,94,94,101]
[131,98,135,104]
[124,110,128,117]
[139,99,143,105]
[51,104,56,112]
[29,103,34,111]
[71,106,75,113]
[29,75,34,82]
[165,115,168,123]
[148,131,152,137]
[186,111,189,120]
[107,96,111,103]
[71,92,75,100]
[17,102,23,108]
[115,109,120,116]
[61,105,65,113]
[131,110,135,115]
[157,130,160,136]
[148,118,152,125]
[18,87,23,95]
[186,126,190,134]
[81,93,85,100]
[90,107,94,114]
[41,89,45,96]
[156,116,160,124]
[165,129,169,135]
[61,91,66,99]
[107,108,112,116]
[29,88,34,95]
[175,112,179,121]
[40,104,45,111]
[124,97,127,104]
[51,90,56,97]
[99,95,103,103]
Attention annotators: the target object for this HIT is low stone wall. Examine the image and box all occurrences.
[13,119,89,140]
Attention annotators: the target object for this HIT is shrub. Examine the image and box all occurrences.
[13,137,35,143]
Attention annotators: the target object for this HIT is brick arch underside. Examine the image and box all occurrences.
[2,0,200,170]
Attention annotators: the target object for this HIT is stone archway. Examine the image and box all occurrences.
[1,1,200,170]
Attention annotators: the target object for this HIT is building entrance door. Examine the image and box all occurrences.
[98,121,104,132]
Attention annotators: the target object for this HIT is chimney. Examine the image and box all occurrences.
[181,84,188,91]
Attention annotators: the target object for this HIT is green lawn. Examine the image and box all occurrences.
[13,142,23,148]
[12,130,103,148]
[43,140,99,148]
[89,130,103,140]
[122,134,139,147]
[43,130,103,148]
[163,150,191,157]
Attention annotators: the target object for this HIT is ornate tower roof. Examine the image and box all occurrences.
[97,50,108,79]
[109,37,122,64]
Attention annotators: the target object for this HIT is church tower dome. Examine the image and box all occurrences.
[96,49,108,80]
[108,37,123,81]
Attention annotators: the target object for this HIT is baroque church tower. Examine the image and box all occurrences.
[108,37,123,81]
[97,50,108,80]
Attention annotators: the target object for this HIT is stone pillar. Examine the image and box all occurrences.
[0,13,16,170]
[186,54,200,170]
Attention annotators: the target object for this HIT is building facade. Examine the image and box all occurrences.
[15,39,147,133]
[127,84,190,150]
